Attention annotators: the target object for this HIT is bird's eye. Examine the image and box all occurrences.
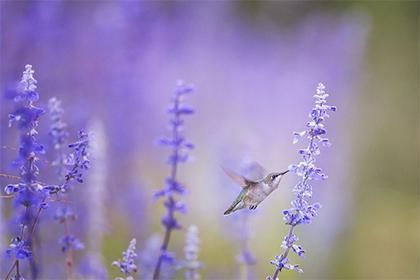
[271,175,275,180]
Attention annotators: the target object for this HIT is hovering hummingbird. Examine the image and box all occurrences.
[223,167,289,215]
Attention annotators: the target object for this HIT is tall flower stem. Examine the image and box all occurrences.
[153,81,195,280]
[153,91,181,280]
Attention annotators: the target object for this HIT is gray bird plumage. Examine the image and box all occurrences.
[223,169,289,215]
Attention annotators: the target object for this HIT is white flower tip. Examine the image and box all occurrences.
[317,82,325,89]
[189,225,198,233]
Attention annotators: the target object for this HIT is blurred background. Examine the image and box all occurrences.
[0,1,419,279]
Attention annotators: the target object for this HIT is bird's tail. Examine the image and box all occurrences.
[224,200,240,215]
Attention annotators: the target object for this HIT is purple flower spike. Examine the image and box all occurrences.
[153,81,195,280]
[270,83,336,279]
[3,65,48,279]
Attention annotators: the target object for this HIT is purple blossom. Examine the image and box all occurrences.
[59,235,84,252]
[54,207,76,223]
[270,83,336,279]
[6,238,32,260]
[153,80,195,280]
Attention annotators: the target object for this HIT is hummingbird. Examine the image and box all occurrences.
[223,168,289,215]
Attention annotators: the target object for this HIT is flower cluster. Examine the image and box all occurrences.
[112,239,138,280]
[153,81,195,279]
[182,225,202,280]
[4,65,46,259]
[46,98,90,276]
[52,131,90,258]
[6,237,32,260]
[269,83,336,279]
[3,65,48,280]
[65,130,90,186]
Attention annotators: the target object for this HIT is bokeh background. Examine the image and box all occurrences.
[0,1,419,279]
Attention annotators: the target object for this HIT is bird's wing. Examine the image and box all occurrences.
[246,160,267,180]
[223,167,257,188]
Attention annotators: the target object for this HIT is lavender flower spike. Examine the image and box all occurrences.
[4,64,45,280]
[269,83,336,279]
[153,80,195,280]
[183,225,202,280]
[112,239,138,280]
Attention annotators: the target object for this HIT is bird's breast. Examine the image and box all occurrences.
[247,184,272,203]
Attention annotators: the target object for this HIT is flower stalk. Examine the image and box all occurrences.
[269,83,336,279]
[153,81,195,280]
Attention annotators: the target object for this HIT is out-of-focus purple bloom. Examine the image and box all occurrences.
[153,81,195,279]
[112,239,138,278]
[269,83,336,278]
[54,207,76,223]
[139,235,175,280]
[59,235,84,252]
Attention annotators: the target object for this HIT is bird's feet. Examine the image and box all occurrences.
[249,205,258,210]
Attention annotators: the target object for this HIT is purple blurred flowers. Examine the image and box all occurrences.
[153,80,195,280]
[47,97,90,276]
[59,235,84,253]
[269,83,336,279]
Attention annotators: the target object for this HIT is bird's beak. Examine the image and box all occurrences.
[279,170,289,176]
[275,170,289,178]
[272,170,289,180]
